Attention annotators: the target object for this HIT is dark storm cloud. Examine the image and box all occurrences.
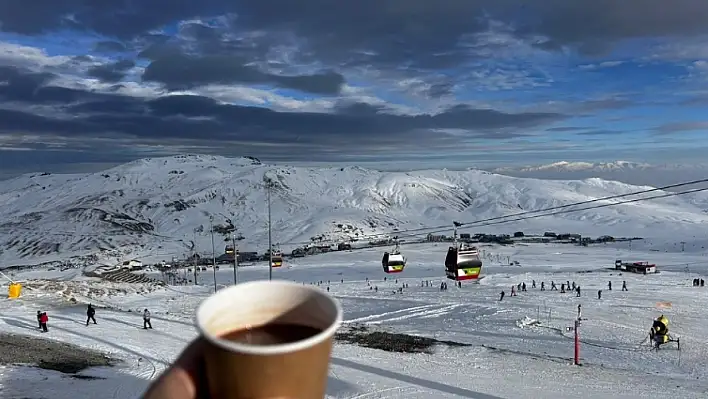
[141,53,345,94]
[0,66,119,105]
[87,59,135,82]
[3,1,708,69]
[0,66,563,146]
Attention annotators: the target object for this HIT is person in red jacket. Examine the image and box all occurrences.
[39,312,48,332]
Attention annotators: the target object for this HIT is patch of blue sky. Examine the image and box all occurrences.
[155,21,180,36]
[268,87,320,100]
[0,32,95,57]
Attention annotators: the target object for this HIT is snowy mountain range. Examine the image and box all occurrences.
[1,154,708,267]
[493,161,708,187]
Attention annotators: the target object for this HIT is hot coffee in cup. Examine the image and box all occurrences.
[196,280,343,398]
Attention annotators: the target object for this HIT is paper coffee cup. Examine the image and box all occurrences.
[196,280,343,399]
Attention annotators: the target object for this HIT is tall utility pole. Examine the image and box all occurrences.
[232,235,239,285]
[193,228,198,285]
[266,178,273,281]
[680,241,686,252]
[210,216,217,292]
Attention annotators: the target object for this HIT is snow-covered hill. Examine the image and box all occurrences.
[493,161,708,187]
[1,154,708,267]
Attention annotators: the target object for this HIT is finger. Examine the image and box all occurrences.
[173,337,211,398]
[142,338,209,399]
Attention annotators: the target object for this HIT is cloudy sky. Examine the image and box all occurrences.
[2,1,708,178]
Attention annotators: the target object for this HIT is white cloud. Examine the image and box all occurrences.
[0,42,74,70]
[647,38,708,61]
[578,61,625,70]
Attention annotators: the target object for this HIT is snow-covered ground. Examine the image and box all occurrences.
[2,242,708,398]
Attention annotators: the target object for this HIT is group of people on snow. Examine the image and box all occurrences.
[33,304,153,332]
[500,279,628,301]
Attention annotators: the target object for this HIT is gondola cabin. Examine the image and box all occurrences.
[382,251,406,273]
[445,245,482,281]
[225,245,235,255]
[271,251,283,268]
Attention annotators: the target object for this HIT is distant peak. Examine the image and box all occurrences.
[494,160,652,173]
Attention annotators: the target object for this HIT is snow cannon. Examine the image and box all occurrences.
[649,314,679,350]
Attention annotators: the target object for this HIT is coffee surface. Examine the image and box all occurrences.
[222,323,322,345]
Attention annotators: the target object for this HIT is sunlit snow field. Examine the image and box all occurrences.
[1,242,708,398]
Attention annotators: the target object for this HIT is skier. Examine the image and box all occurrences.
[608,281,612,290]
[532,280,536,288]
[577,304,582,320]
[86,304,97,326]
[551,281,557,291]
[622,281,628,291]
[576,286,581,297]
[540,281,545,291]
[143,309,152,329]
[510,285,517,296]
[499,290,505,301]
[561,283,565,293]
[36,311,42,329]
[598,290,602,299]
[521,282,527,292]
[39,312,48,332]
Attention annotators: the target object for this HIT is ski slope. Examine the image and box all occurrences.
[2,154,708,267]
[2,242,708,398]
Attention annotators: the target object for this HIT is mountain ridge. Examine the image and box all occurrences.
[1,154,707,267]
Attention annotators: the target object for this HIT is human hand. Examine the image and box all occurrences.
[142,337,210,399]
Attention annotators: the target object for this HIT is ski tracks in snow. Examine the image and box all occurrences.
[345,304,461,325]
[346,386,422,399]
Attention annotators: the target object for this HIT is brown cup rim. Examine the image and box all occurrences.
[195,280,343,355]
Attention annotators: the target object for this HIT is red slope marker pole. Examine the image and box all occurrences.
[574,319,580,365]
